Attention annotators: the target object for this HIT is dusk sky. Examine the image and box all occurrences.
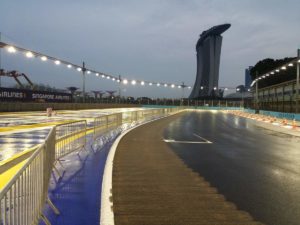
[1,0,300,98]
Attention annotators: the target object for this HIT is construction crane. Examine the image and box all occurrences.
[0,69,33,88]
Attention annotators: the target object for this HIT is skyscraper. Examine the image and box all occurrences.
[189,24,231,99]
[245,66,253,89]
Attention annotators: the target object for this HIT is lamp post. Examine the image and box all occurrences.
[255,71,259,113]
[0,32,2,87]
[296,49,300,113]
[82,61,86,103]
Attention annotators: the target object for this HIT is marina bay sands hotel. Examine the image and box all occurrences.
[189,24,231,99]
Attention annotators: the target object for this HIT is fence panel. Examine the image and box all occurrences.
[55,120,87,160]
[93,113,122,140]
[0,127,55,225]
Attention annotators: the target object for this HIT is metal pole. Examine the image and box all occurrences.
[82,62,86,103]
[296,49,300,113]
[256,71,259,112]
[0,32,2,87]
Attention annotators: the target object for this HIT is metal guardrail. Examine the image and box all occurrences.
[93,113,122,141]
[0,107,182,225]
[0,128,58,225]
[55,120,87,161]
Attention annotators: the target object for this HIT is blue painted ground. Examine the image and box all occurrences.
[40,134,115,225]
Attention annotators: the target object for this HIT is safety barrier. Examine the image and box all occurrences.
[0,107,182,225]
[0,128,58,225]
[93,113,122,140]
[55,120,87,160]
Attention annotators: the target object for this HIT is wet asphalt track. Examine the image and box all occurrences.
[164,111,300,225]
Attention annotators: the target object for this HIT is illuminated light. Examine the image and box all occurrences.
[87,70,91,74]
[112,77,115,81]
[262,75,266,78]
[298,59,300,63]
[117,79,120,83]
[54,60,61,65]
[188,86,192,89]
[259,77,262,80]
[107,76,110,79]
[141,81,145,86]
[7,46,16,53]
[123,79,128,84]
[157,83,160,87]
[276,69,279,72]
[26,51,34,58]
[149,82,153,86]
[236,88,240,91]
[67,64,72,68]
[101,74,105,78]
[288,63,293,67]
[224,88,228,90]
[95,73,99,76]
[213,87,217,90]
[281,66,286,70]
[171,84,175,88]
[248,89,251,92]
[41,56,47,61]
[164,84,168,87]
[77,67,82,71]
[131,80,136,85]
[200,86,204,90]
[271,71,275,74]
[178,85,181,88]
[266,73,270,76]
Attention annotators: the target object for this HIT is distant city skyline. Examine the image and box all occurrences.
[1,0,300,98]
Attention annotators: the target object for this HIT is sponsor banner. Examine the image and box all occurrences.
[259,110,300,121]
[0,87,72,102]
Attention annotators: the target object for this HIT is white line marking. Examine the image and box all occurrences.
[193,133,213,143]
[163,139,212,144]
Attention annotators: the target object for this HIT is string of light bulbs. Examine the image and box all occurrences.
[250,57,300,87]
[0,41,192,90]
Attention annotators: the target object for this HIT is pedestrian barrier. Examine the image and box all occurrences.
[0,107,182,225]
[55,120,87,161]
[0,128,59,225]
[93,113,122,141]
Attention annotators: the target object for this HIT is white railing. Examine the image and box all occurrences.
[0,107,182,225]
[0,128,59,225]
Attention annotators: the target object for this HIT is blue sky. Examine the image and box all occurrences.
[1,0,300,98]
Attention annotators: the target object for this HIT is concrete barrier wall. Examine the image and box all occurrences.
[0,102,139,112]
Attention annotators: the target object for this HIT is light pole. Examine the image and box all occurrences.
[0,32,2,87]
[296,49,300,113]
[82,61,86,103]
[255,71,259,113]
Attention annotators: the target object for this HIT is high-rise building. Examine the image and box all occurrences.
[245,66,253,89]
[189,24,230,99]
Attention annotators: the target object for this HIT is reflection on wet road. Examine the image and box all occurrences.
[164,111,300,225]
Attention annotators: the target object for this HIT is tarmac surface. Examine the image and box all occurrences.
[113,111,300,225]
[113,112,263,225]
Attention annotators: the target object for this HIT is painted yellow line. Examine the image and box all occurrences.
[0,145,39,167]
[0,126,98,189]
[0,159,28,190]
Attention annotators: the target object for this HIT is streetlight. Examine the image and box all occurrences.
[296,49,300,113]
